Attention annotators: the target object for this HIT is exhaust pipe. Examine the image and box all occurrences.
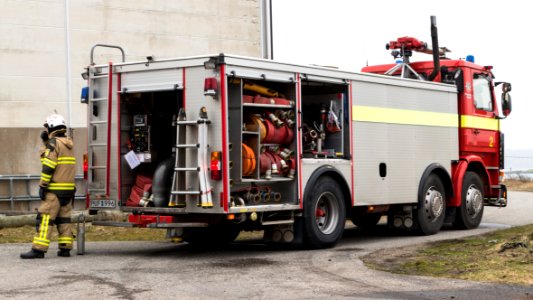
[428,15,441,82]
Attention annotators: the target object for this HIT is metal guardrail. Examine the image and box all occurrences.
[0,174,86,210]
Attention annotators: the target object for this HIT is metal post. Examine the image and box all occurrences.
[64,0,72,130]
[260,0,273,60]
[9,178,14,210]
[77,214,86,255]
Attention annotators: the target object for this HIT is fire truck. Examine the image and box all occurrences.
[81,17,512,248]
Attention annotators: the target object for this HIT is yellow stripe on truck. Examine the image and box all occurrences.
[352,106,458,128]
[460,115,499,131]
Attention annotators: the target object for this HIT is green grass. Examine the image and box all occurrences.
[363,224,533,286]
[0,224,263,244]
[0,224,167,244]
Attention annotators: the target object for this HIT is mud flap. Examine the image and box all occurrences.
[292,216,304,244]
[444,206,456,224]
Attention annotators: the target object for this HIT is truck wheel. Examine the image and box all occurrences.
[303,176,346,249]
[454,172,484,229]
[183,223,241,246]
[415,174,445,235]
[351,213,382,228]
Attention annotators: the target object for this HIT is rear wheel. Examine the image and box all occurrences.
[415,174,446,235]
[454,172,484,229]
[303,176,346,248]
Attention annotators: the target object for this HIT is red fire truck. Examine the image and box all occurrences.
[81,16,511,248]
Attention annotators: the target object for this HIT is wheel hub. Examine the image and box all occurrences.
[314,192,339,234]
[316,208,326,218]
[465,185,483,218]
[424,186,444,222]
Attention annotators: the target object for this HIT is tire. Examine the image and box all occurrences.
[303,176,346,249]
[454,172,484,229]
[183,223,241,246]
[351,213,382,228]
[415,174,446,235]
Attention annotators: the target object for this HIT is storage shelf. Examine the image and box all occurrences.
[242,131,259,135]
[229,204,300,213]
[243,103,293,109]
[239,177,294,183]
[229,78,298,207]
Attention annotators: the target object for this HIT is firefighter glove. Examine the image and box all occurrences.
[39,187,47,200]
[40,130,49,143]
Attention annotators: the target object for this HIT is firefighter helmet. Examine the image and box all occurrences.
[44,114,66,129]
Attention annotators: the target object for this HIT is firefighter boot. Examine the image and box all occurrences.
[20,249,45,259]
[57,249,71,257]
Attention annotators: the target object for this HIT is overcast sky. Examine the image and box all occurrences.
[272,0,531,151]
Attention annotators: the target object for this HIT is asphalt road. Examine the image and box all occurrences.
[1,192,532,300]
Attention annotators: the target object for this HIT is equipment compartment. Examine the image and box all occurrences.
[228,76,298,207]
[118,90,182,207]
[301,80,349,158]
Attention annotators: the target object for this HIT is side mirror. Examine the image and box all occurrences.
[496,82,512,117]
[502,92,512,117]
[502,82,512,92]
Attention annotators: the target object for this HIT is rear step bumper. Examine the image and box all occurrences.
[121,207,187,214]
[92,220,208,228]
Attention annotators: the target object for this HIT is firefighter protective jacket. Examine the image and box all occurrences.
[39,130,76,198]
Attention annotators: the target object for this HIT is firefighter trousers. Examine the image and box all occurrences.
[32,192,74,252]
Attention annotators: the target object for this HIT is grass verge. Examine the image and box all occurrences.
[0,224,167,244]
[362,224,533,286]
[504,179,533,192]
[0,224,263,244]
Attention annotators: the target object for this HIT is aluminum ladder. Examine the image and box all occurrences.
[86,44,125,197]
[86,66,112,196]
[169,107,213,208]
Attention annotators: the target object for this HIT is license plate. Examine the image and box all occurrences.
[91,199,116,208]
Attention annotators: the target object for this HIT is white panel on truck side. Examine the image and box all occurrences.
[121,69,183,93]
[182,66,226,214]
[351,80,458,206]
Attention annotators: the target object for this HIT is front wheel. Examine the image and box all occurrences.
[454,172,484,229]
[415,174,446,235]
[303,176,346,249]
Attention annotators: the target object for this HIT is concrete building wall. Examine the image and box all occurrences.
[0,0,261,170]
[0,0,262,209]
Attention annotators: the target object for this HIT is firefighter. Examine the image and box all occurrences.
[20,114,76,259]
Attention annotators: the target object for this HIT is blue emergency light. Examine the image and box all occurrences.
[80,87,89,104]
[466,55,475,63]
